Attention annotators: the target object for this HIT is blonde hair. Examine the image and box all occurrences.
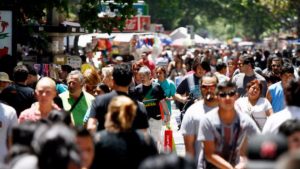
[83,69,101,86]
[105,96,137,132]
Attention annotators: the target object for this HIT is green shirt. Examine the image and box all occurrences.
[59,91,95,126]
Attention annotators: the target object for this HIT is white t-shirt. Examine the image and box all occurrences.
[180,100,217,169]
[263,106,300,134]
[235,97,272,130]
[0,103,18,162]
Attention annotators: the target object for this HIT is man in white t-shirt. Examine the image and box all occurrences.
[263,79,300,134]
[180,73,218,169]
[0,102,18,162]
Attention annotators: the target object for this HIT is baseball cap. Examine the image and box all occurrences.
[246,134,288,169]
[0,72,12,82]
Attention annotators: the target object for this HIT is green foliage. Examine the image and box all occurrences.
[78,0,137,34]
[144,0,182,30]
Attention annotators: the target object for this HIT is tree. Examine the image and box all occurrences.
[78,0,138,33]
[144,0,182,30]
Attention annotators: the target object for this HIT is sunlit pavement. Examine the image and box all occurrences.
[170,103,185,157]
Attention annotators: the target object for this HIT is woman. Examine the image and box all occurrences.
[90,96,158,169]
[235,79,273,130]
[155,66,176,116]
[168,57,187,84]
[83,69,101,96]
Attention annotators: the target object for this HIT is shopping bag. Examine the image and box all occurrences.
[162,125,177,153]
[164,128,173,152]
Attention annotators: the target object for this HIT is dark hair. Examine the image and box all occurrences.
[192,57,211,72]
[216,61,227,72]
[138,153,195,169]
[12,121,43,146]
[279,119,300,137]
[61,65,73,73]
[98,83,110,93]
[241,55,255,69]
[113,63,133,87]
[281,62,294,75]
[155,66,167,78]
[246,79,263,94]
[285,79,300,107]
[76,126,92,138]
[80,55,87,63]
[13,65,29,82]
[47,110,72,126]
[33,123,80,169]
[24,64,37,76]
[217,80,237,94]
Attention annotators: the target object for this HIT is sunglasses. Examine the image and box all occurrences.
[218,90,236,98]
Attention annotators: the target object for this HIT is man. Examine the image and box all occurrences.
[175,57,211,109]
[0,72,12,93]
[0,102,18,162]
[24,64,40,89]
[59,70,95,126]
[198,81,259,169]
[139,51,156,77]
[232,55,267,97]
[214,61,229,83]
[180,72,218,168]
[76,127,95,169]
[263,79,300,134]
[175,57,211,128]
[262,56,283,85]
[279,119,300,153]
[0,65,35,116]
[134,66,170,145]
[86,63,149,132]
[18,77,60,123]
[266,62,295,113]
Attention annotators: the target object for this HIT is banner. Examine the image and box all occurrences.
[0,10,12,57]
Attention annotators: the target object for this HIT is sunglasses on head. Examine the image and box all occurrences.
[218,90,236,98]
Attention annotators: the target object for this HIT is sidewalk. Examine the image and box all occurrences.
[170,105,185,156]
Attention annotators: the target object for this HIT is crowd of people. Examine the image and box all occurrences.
[0,46,300,169]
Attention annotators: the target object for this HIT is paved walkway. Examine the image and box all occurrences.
[170,103,185,156]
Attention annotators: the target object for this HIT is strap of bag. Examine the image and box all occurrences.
[143,83,155,100]
[69,92,84,112]
[187,74,195,93]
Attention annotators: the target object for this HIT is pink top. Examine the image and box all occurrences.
[18,102,61,123]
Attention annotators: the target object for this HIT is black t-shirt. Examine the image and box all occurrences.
[89,90,149,131]
[133,83,165,120]
[91,130,158,169]
[176,74,200,96]
[0,83,36,116]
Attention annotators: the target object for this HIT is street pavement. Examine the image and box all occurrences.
[170,102,185,157]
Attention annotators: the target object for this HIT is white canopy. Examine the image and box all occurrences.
[169,27,189,40]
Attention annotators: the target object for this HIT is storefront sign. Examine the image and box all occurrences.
[0,10,12,57]
[67,56,82,69]
[113,16,150,32]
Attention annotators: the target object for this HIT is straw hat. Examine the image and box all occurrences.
[0,72,12,82]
